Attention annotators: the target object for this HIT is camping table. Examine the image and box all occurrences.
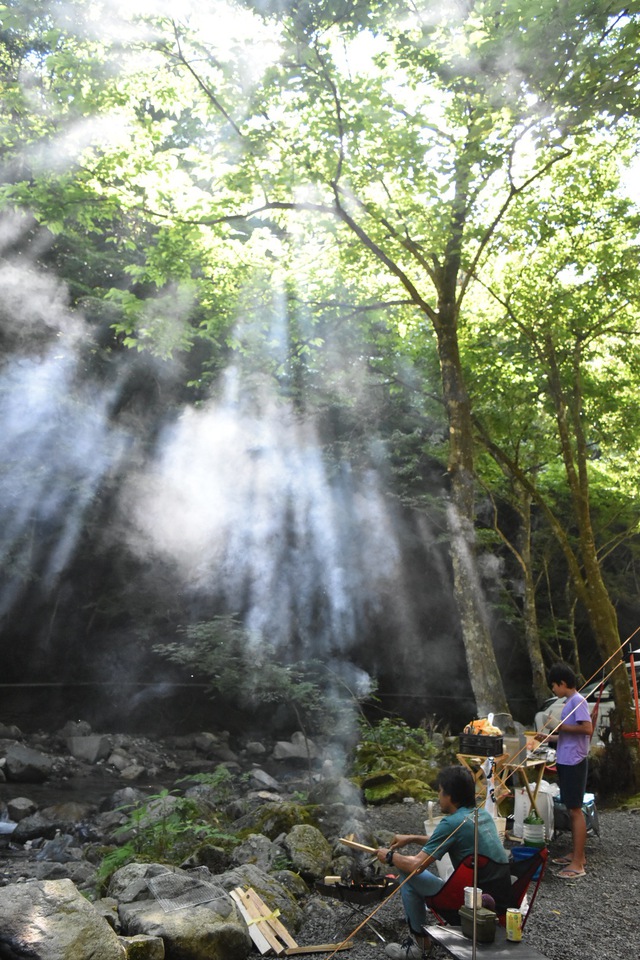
[494,757,547,818]
[456,754,547,817]
[456,754,511,807]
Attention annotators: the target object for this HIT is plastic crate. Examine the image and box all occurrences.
[459,733,504,756]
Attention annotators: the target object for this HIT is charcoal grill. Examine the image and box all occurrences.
[315,878,399,942]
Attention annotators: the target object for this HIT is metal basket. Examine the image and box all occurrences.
[458,733,504,756]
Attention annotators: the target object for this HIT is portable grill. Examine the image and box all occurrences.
[315,877,399,942]
[315,877,398,905]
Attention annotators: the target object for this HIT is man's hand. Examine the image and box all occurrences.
[376,846,390,864]
[388,834,415,849]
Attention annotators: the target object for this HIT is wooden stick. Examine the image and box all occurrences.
[284,945,352,955]
[338,838,377,853]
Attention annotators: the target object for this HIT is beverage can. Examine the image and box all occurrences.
[506,908,523,942]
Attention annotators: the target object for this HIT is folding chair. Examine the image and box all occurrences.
[425,848,548,931]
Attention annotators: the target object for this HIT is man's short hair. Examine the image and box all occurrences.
[548,662,577,689]
[438,765,476,807]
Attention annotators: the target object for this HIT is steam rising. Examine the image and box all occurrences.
[122,370,408,662]
[0,226,430,700]
[0,254,130,617]
[0,1,467,719]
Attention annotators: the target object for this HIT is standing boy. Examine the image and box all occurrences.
[538,662,593,879]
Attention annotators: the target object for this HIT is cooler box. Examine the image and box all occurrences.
[553,793,599,836]
[458,906,497,943]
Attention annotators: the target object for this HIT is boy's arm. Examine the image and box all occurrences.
[559,718,593,736]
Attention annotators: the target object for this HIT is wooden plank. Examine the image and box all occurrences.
[230,889,275,955]
[284,944,353,955]
[245,887,298,949]
[426,925,550,960]
[232,887,288,954]
[338,838,377,853]
[230,886,298,955]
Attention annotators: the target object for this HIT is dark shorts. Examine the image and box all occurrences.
[557,758,588,809]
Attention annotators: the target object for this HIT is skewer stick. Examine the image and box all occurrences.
[338,838,377,853]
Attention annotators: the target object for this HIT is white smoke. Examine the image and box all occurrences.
[0,244,131,615]
[122,368,409,660]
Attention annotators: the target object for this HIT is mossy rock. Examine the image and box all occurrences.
[234,802,318,841]
[360,771,437,805]
[283,824,332,879]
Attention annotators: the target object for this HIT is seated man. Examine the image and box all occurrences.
[376,765,510,960]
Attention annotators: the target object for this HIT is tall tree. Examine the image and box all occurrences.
[469,139,640,755]
[129,0,639,714]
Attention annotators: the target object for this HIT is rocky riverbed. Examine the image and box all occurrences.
[1,721,639,960]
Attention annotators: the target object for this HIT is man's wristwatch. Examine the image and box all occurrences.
[385,849,394,865]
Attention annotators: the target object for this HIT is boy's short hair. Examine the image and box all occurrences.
[438,765,476,807]
[548,662,577,689]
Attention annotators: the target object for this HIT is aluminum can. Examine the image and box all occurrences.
[506,908,523,942]
[464,885,482,908]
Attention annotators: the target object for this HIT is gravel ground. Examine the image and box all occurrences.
[295,802,640,960]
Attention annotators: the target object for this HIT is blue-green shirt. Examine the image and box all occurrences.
[423,806,509,868]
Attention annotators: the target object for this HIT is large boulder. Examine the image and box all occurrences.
[229,799,315,839]
[272,732,319,762]
[0,722,22,738]
[4,743,55,782]
[107,862,166,904]
[7,795,38,821]
[0,878,125,959]
[231,833,283,871]
[115,866,251,960]
[12,810,66,842]
[66,734,112,763]
[42,799,97,823]
[308,777,363,807]
[282,823,333,881]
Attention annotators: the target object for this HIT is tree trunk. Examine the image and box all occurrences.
[516,485,548,706]
[424,141,510,719]
[433,302,509,717]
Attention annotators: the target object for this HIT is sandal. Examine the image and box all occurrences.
[557,867,586,880]
[551,855,572,865]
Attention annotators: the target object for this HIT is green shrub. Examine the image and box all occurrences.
[95,787,238,892]
[351,717,444,804]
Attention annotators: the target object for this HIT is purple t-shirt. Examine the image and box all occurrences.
[557,691,591,764]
